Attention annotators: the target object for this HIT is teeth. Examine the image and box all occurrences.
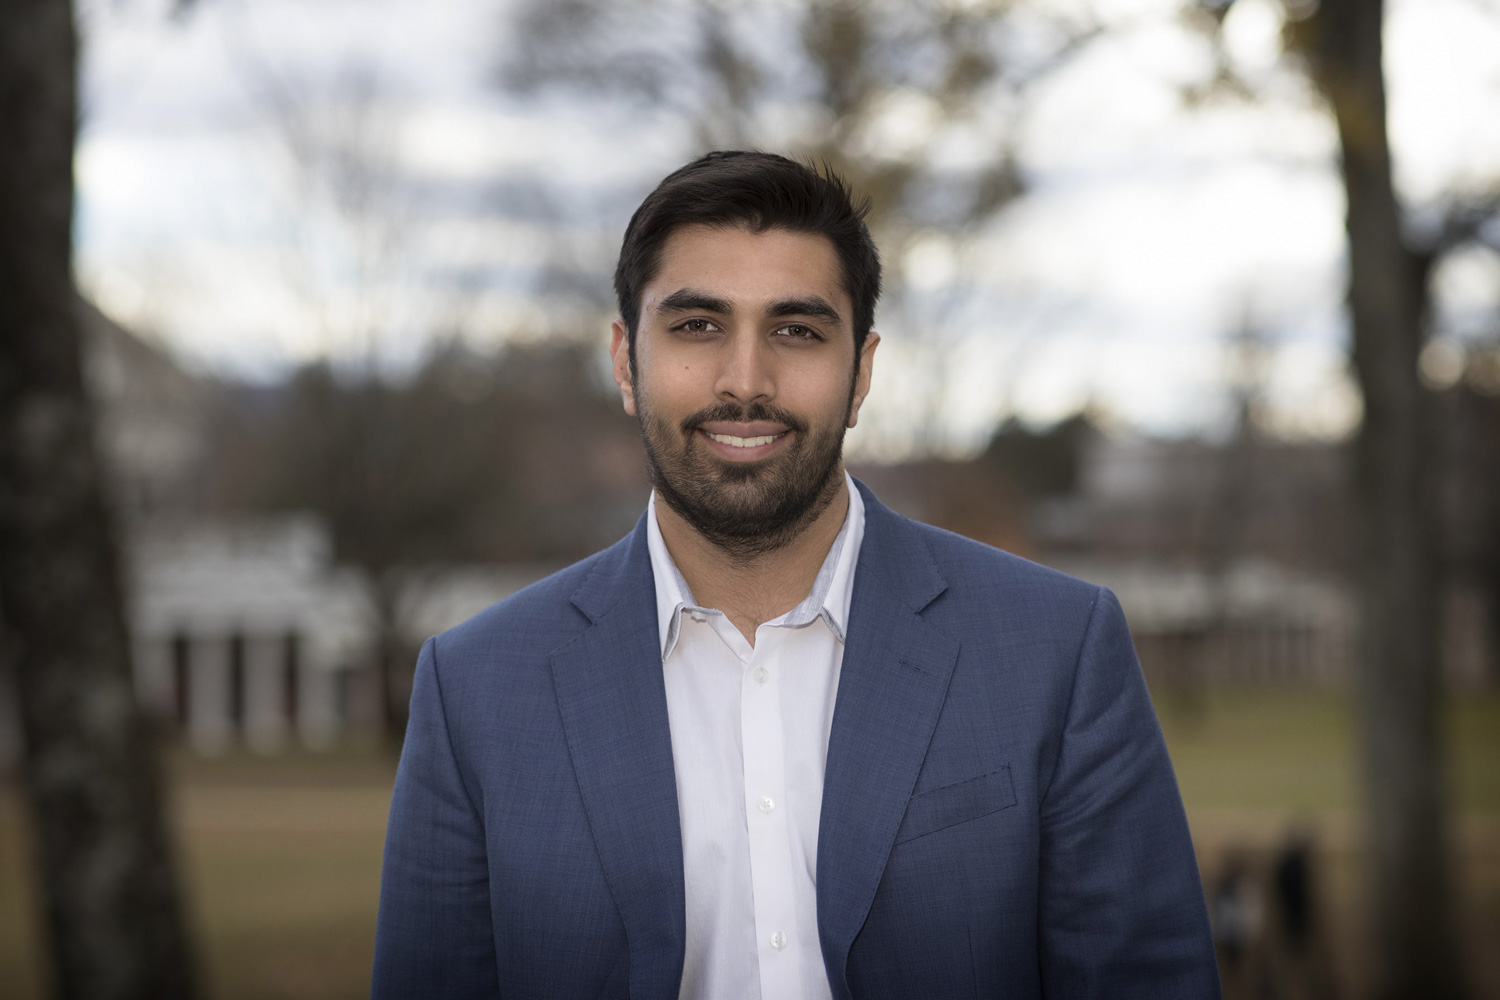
[708,432,782,448]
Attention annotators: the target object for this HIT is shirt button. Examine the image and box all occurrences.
[771,931,787,950]
[752,666,768,684]
[689,611,706,623]
[758,796,775,813]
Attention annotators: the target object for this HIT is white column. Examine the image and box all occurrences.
[298,663,339,750]
[189,635,232,755]
[244,635,288,753]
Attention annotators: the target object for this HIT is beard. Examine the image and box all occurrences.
[637,392,851,559]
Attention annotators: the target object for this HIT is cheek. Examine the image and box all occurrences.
[786,365,857,417]
[635,364,702,418]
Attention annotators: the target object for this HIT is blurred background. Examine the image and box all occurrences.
[0,0,1497,997]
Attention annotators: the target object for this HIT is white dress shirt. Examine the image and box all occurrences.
[647,473,865,1000]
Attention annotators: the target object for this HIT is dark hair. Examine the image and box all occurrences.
[613,150,882,358]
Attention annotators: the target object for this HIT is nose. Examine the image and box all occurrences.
[713,327,776,405]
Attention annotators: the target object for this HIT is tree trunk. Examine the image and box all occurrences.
[1306,1,1468,997]
[0,2,198,998]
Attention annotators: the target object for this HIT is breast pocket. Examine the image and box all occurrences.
[894,765,1017,846]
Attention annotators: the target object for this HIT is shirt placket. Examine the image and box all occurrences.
[740,625,801,997]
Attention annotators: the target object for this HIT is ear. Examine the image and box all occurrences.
[610,318,637,417]
[847,331,880,429]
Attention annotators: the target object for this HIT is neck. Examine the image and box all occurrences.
[655,470,850,645]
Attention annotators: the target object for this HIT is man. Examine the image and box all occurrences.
[373,151,1220,999]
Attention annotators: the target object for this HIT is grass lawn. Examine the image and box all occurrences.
[1158,691,1500,999]
[0,692,1496,999]
[0,751,396,1000]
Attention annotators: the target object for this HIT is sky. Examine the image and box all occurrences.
[73,0,1500,460]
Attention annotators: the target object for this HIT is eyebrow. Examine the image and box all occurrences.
[766,296,843,324]
[651,288,845,326]
[654,289,733,315]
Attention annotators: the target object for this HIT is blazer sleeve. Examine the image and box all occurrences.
[1036,587,1221,999]
[372,637,500,999]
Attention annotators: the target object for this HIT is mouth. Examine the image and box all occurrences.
[704,431,786,448]
[695,427,791,462]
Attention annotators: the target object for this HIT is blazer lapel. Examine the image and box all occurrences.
[817,484,959,999]
[550,517,685,1000]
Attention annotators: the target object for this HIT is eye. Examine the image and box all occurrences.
[673,318,721,335]
[774,323,821,341]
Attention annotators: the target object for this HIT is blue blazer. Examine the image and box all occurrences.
[373,482,1220,999]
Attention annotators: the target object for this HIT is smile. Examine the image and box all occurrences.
[705,432,787,448]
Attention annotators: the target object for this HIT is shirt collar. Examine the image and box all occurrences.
[646,471,866,661]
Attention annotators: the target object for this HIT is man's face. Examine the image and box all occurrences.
[611,224,879,556]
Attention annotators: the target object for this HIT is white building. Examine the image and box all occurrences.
[125,515,365,753]
[123,514,550,755]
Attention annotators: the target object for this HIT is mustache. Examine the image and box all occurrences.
[680,401,808,436]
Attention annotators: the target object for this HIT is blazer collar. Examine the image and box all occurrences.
[552,514,686,1000]
[568,512,652,625]
[850,478,947,613]
[817,481,960,1000]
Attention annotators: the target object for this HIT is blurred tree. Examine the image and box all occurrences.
[0,0,197,997]
[1192,1,1500,996]
[239,55,431,367]
[1435,361,1500,686]
[500,0,1101,452]
[206,342,647,739]
[850,412,1090,559]
[218,46,499,743]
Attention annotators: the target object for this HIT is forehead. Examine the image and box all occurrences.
[645,225,849,316]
